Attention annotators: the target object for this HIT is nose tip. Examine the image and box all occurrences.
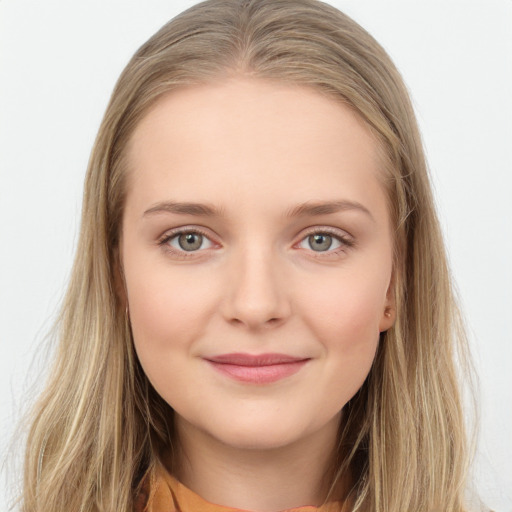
[228,301,287,330]
[221,251,290,330]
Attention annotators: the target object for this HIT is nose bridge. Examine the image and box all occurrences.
[223,239,290,329]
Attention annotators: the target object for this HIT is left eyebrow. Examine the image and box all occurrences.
[285,200,375,222]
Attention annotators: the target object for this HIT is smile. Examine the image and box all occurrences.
[204,353,311,384]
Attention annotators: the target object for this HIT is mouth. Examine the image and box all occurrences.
[204,353,311,384]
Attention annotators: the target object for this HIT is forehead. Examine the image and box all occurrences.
[124,77,388,222]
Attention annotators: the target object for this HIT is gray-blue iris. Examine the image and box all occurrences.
[309,234,332,251]
[179,233,203,251]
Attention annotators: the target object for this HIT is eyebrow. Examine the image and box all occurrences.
[285,200,374,221]
[144,201,224,217]
[143,199,374,221]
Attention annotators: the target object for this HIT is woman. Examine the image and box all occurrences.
[19,1,477,510]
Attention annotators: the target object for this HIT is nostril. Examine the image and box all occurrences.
[228,316,283,329]
[263,317,284,328]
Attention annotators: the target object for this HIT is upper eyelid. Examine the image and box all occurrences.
[299,226,351,237]
[159,225,216,241]
[296,226,353,244]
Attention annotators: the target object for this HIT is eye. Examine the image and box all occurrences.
[159,229,214,253]
[296,229,353,254]
[302,233,339,252]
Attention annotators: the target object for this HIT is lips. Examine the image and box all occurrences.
[205,353,310,384]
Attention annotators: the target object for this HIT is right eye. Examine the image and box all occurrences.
[159,229,215,255]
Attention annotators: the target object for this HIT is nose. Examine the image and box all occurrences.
[220,244,291,330]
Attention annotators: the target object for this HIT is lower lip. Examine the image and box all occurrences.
[206,360,309,384]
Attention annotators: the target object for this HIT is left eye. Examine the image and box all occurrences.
[167,231,214,252]
[297,233,344,252]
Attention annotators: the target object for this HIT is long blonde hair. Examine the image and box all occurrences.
[21,1,474,510]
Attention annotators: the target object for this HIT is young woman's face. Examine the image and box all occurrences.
[121,77,395,451]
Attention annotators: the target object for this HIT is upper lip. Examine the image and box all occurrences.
[205,353,310,366]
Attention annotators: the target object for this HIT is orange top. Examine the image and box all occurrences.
[136,461,345,512]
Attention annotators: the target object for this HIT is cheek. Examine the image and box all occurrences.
[302,268,387,341]
[315,282,382,404]
[297,265,388,392]
[125,265,216,376]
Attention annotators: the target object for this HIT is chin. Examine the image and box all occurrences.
[215,426,304,451]
[201,410,324,452]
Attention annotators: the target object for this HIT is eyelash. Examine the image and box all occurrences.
[157,226,354,260]
[158,227,213,260]
[299,227,355,258]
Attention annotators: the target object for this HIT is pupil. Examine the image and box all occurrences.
[309,234,332,251]
[179,233,202,251]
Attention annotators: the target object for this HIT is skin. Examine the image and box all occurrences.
[121,77,395,511]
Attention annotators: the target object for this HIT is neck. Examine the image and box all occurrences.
[168,413,345,512]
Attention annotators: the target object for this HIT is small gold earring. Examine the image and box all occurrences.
[384,309,392,318]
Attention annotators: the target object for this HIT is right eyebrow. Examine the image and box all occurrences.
[143,201,225,218]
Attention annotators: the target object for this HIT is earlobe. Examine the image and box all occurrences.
[379,306,396,332]
[379,273,397,332]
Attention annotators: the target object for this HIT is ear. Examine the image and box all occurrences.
[378,272,396,333]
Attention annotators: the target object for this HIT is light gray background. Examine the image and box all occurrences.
[1,1,511,510]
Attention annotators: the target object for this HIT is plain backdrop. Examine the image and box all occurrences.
[1,0,511,510]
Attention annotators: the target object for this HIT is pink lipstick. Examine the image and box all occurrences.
[205,353,310,384]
